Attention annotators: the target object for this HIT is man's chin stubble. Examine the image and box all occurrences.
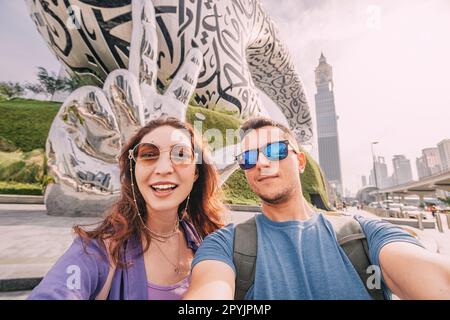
[258,189,291,205]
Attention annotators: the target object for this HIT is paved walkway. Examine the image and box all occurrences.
[1,204,449,300]
[0,204,101,281]
[0,204,254,296]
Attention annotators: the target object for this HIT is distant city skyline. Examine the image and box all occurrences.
[1,0,450,196]
[364,138,450,189]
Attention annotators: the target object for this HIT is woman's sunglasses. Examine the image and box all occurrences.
[235,140,298,170]
[128,143,195,166]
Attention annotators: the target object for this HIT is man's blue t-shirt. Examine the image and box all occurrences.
[192,212,423,300]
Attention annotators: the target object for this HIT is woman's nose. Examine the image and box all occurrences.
[153,153,175,174]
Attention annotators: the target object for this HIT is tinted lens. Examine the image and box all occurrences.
[134,143,159,162]
[170,145,194,165]
[264,141,288,160]
[238,149,258,170]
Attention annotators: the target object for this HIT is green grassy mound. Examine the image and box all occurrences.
[0,98,60,152]
[0,149,45,183]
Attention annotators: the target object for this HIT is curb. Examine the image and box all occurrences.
[0,195,263,212]
[227,204,261,212]
[0,195,44,204]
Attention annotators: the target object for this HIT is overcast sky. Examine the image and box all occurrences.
[1,0,449,195]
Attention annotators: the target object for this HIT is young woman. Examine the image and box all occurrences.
[28,117,225,299]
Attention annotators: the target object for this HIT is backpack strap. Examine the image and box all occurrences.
[233,216,257,300]
[324,214,385,300]
[232,214,385,300]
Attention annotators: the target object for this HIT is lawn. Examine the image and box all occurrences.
[0,98,60,151]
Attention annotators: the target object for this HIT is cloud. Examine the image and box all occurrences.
[0,1,60,83]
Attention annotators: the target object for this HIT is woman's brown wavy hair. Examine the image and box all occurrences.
[74,117,226,267]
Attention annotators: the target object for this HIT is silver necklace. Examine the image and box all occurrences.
[151,231,182,274]
[138,214,179,242]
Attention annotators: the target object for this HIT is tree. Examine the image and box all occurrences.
[24,83,45,95]
[35,67,67,96]
[25,67,66,99]
[0,81,24,100]
[26,67,99,98]
[63,74,99,92]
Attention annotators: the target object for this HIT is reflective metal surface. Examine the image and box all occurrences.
[45,0,203,194]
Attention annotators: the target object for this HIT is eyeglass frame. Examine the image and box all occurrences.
[235,139,299,170]
[128,142,197,166]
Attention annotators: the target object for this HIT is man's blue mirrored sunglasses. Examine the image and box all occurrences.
[235,140,298,170]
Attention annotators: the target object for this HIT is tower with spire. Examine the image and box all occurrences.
[314,53,343,196]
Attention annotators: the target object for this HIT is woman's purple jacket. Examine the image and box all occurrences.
[27,221,202,300]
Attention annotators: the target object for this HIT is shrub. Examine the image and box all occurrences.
[0,149,45,184]
[0,181,43,195]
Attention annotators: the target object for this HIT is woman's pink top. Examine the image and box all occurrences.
[147,275,191,300]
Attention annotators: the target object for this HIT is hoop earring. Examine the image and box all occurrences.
[179,194,190,222]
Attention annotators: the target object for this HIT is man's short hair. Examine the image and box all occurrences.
[239,117,300,151]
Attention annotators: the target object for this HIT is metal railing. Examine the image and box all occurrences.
[363,206,449,232]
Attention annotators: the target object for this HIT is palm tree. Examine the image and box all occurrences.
[63,74,99,92]
[37,67,66,96]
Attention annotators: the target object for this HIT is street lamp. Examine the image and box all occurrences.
[371,141,379,195]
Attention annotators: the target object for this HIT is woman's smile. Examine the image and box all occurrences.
[149,181,179,197]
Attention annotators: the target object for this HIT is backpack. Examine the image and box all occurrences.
[232,213,385,300]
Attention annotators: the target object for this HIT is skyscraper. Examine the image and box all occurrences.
[361,175,367,187]
[314,53,343,195]
[421,147,442,176]
[369,171,375,187]
[375,157,389,189]
[369,156,389,188]
[438,139,450,171]
[416,156,428,179]
[392,155,413,185]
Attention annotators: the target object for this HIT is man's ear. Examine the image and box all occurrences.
[297,152,307,174]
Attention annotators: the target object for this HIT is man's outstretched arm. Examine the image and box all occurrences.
[380,242,450,299]
[183,260,235,300]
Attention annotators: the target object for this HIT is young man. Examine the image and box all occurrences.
[184,117,450,300]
